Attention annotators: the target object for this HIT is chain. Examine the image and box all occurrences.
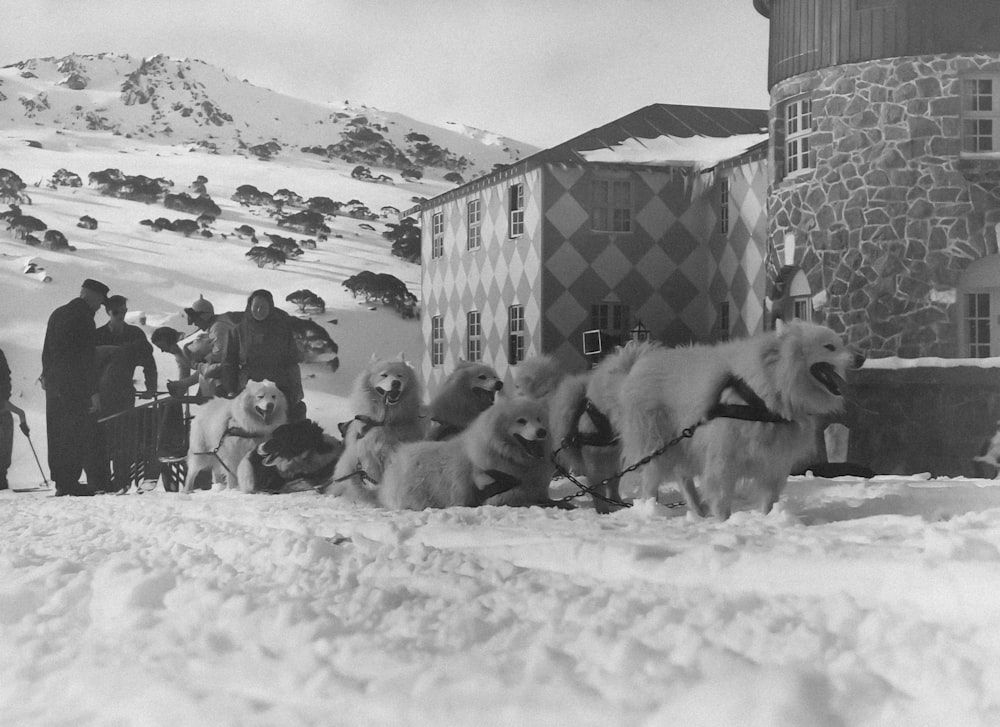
[554,420,704,508]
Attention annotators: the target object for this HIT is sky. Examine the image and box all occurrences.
[0,0,772,148]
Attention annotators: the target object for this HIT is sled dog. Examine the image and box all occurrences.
[329,354,424,500]
[237,418,343,493]
[593,321,864,519]
[183,379,288,492]
[379,394,555,510]
[549,340,660,513]
[426,360,503,440]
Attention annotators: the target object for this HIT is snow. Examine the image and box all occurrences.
[577,132,769,169]
[3,132,1000,726]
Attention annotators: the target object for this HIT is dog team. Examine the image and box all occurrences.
[181,311,865,519]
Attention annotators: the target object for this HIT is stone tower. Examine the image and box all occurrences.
[755,0,1000,357]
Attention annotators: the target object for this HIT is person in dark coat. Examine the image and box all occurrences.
[95,295,157,412]
[222,289,304,417]
[41,278,112,496]
[0,346,12,490]
[95,295,157,491]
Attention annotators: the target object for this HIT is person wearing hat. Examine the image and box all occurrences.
[94,295,158,491]
[40,278,113,496]
[183,295,241,398]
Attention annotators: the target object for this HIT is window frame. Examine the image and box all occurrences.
[466,310,482,362]
[467,198,482,251]
[508,304,525,364]
[967,292,992,357]
[719,176,730,234]
[508,183,524,238]
[591,178,633,233]
[431,315,445,366]
[782,96,813,179]
[961,75,1000,156]
[430,211,444,260]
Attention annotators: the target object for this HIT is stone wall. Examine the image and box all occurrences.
[769,53,1000,358]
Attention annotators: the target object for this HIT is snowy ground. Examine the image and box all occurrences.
[3,133,1000,726]
[4,476,1000,726]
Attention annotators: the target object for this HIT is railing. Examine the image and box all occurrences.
[97,395,199,491]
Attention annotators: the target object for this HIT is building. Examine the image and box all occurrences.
[756,0,1000,358]
[413,104,769,392]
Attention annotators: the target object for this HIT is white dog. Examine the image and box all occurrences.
[328,354,425,501]
[379,394,555,510]
[183,379,288,492]
[548,340,658,512]
[592,322,864,519]
[426,360,503,440]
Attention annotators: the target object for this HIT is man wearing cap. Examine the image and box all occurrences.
[41,278,112,496]
[183,295,241,398]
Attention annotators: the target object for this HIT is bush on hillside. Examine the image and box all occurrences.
[383,217,421,263]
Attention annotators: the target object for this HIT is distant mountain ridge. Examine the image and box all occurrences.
[0,53,538,180]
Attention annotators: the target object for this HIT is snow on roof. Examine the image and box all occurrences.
[577,132,769,169]
[863,356,1000,369]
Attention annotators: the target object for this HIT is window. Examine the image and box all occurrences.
[962,77,1000,154]
[719,177,730,234]
[431,315,445,366]
[719,301,730,333]
[467,198,481,250]
[968,293,991,357]
[508,183,524,238]
[783,96,812,178]
[590,303,630,348]
[431,212,444,259]
[792,297,813,322]
[466,310,482,362]
[592,179,632,232]
[508,304,525,363]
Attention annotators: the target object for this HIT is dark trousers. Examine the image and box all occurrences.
[46,391,108,490]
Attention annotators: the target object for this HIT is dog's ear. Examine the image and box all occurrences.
[397,351,407,363]
[370,352,379,362]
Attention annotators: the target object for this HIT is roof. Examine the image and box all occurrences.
[413,103,769,213]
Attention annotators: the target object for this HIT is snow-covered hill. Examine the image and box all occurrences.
[0,53,538,180]
[0,125,439,469]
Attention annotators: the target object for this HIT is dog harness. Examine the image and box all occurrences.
[708,376,792,424]
[473,468,522,505]
[562,397,619,450]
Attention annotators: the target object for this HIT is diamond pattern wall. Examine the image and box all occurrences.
[420,156,769,394]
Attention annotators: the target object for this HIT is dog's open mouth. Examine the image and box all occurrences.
[256,405,276,423]
[473,387,497,407]
[514,434,545,459]
[810,362,847,396]
[383,388,403,405]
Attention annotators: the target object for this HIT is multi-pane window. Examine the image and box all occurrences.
[591,303,630,348]
[792,297,813,322]
[719,177,730,234]
[466,310,482,362]
[508,183,524,238]
[591,303,629,333]
[783,96,812,177]
[431,212,444,259]
[467,199,482,250]
[592,179,632,232]
[968,293,991,357]
[962,77,1000,154]
[508,304,525,363]
[431,315,445,366]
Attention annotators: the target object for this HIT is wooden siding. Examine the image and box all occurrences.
[766,0,1000,88]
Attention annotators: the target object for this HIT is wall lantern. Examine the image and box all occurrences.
[629,320,650,342]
